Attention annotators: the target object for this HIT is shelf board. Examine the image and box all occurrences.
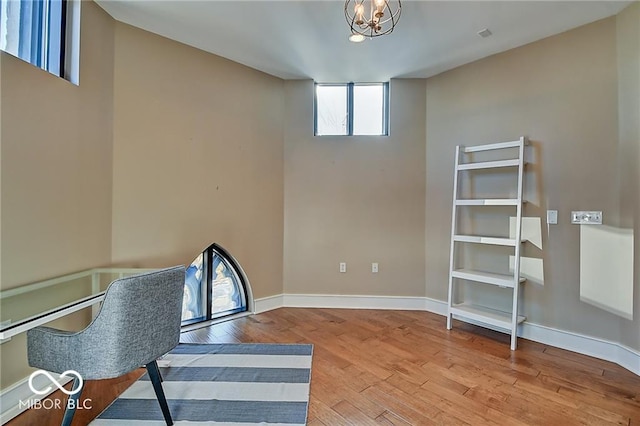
[449,303,526,330]
[451,269,525,288]
[457,159,520,171]
[455,199,520,206]
[462,140,525,153]
[453,235,518,247]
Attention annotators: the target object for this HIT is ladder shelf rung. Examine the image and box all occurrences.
[455,199,521,206]
[451,269,525,288]
[462,139,525,153]
[453,235,519,246]
[449,303,526,330]
[457,159,520,170]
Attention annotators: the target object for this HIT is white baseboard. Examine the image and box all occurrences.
[254,293,639,376]
[520,321,640,375]
[283,293,435,311]
[254,294,285,314]
[424,297,448,316]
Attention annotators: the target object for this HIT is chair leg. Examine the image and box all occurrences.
[146,360,173,426]
[61,377,83,426]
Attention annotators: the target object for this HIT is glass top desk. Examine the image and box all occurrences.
[0,268,152,341]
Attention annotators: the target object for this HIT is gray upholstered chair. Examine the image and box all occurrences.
[27,266,186,426]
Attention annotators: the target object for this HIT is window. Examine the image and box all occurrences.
[315,82,389,136]
[0,0,79,83]
[182,243,250,327]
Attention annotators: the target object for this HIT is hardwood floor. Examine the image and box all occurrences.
[8,369,145,426]
[10,307,640,425]
[182,308,640,426]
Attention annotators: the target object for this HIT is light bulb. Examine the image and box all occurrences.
[374,0,385,10]
[354,3,365,17]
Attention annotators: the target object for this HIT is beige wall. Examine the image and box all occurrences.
[0,1,114,386]
[616,2,640,350]
[426,15,638,349]
[283,79,426,297]
[0,1,114,289]
[0,0,637,394]
[111,23,284,299]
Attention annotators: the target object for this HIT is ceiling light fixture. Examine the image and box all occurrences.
[345,0,402,40]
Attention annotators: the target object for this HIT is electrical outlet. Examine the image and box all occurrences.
[339,262,347,273]
[571,211,602,225]
[547,210,558,225]
[372,262,379,273]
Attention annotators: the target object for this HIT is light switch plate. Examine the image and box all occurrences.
[571,211,602,225]
[547,210,558,225]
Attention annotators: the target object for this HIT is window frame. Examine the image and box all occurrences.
[314,82,389,137]
[181,243,250,328]
[1,0,79,83]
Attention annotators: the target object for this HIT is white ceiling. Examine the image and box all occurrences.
[95,1,631,82]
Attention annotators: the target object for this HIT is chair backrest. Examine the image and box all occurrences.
[79,266,185,378]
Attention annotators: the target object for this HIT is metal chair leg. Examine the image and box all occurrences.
[146,360,173,426]
[61,377,83,426]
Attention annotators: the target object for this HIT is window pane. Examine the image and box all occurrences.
[316,85,348,136]
[1,0,25,59]
[183,253,207,324]
[211,253,246,317]
[46,0,64,74]
[182,244,249,326]
[353,84,384,135]
[0,0,64,76]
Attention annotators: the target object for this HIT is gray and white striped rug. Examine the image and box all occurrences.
[91,343,313,425]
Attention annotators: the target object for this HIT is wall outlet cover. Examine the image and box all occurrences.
[571,211,602,225]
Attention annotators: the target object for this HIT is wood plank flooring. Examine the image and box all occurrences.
[10,307,640,425]
[182,308,640,425]
[8,369,145,426]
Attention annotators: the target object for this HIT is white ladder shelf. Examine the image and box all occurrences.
[446,137,527,350]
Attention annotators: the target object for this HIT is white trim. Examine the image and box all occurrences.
[0,372,71,424]
[65,0,81,85]
[254,294,285,314]
[520,321,640,376]
[255,293,446,315]
[254,293,639,376]
[283,293,430,311]
[416,297,639,376]
[424,296,448,316]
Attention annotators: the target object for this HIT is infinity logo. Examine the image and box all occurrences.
[28,370,84,396]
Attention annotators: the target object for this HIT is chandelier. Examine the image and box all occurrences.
[344,0,402,42]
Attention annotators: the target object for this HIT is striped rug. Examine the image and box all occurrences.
[90,343,313,425]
